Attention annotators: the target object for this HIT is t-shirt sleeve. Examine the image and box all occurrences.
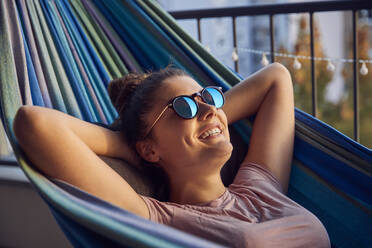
[230,162,284,193]
[140,195,174,225]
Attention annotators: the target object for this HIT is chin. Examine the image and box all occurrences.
[221,141,234,160]
[209,140,233,163]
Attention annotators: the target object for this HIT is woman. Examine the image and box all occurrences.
[13,63,330,247]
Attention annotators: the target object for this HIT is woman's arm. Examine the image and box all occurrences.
[222,63,295,192]
[13,106,148,218]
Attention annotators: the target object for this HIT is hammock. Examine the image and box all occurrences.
[0,0,371,247]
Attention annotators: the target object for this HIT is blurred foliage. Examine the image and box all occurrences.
[276,15,371,149]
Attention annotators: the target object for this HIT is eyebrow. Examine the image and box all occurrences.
[167,88,203,101]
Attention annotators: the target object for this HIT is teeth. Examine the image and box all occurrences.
[200,128,221,139]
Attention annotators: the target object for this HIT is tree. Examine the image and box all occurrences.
[341,22,372,148]
[276,14,372,148]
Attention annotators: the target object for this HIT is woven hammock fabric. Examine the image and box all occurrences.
[0,0,371,247]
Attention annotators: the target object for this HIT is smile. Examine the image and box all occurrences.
[200,127,222,139]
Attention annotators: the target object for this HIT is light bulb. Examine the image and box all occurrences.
[293,58,301,70]
[205,45,211,52]
[232,48,239,62]
[360,62,368,76]
[326,60,335,72]
[261,53,269,66]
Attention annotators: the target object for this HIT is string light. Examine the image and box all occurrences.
[360,62,368,75]
[232,47,239,62]
[293,57,302,70]
[261,53,269,66]
[233,47,372,75]
[326,60,336,72]
[204,44,211,52]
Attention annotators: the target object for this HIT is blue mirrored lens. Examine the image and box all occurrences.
[173,96,198,118]
[203,88,224,108]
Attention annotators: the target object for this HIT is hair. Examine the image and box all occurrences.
[108,67,189,200]
[108,67,188,148]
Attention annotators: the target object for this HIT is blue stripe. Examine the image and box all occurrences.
[55,0,114,123]
[296,110,372,163]
[132,0,232,91]
[59,0,111,86]
[61,0,117,122]
[40,0,95,122]
[92,0,156,70]
[294,131,372,205]
[123,0,217,85]
[16,3,44,107]
[289,164,372,247]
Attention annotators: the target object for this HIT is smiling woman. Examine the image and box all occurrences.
[13,64,330,248]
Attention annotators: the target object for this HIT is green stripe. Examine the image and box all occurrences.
[289,161,372,247]
[26,0,67,112]
[70,0,128,77]
[141,0,241,85]
[18,157,183,248]
[8,0,32,105]
[47,0,98,122]
[33,0,83,119]
[295,120,372,176]
[84,0,143,73]
[0,0,23,143]
[0,121,14,159]
[116,0,211,84]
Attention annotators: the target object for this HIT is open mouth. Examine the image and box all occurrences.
[199,127,222,139]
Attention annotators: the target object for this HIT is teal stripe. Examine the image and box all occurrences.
[0,120,14,159]
[69,0,128,78]
[81,0,143,73]
[289,163,372,247]
[0,0,24,143]
[55,0,116,122]
[142,0,241,85]
[26,0,67,112]
[52,0,106,123]
[43,0,97,122]
[17,0,53,108]
[33,0,82,119]
[102,0,212,84]
[12,1,32,105]
[137,0,233,88]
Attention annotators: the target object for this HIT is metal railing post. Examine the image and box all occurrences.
[353,10,360,142]
[309,12,317,118]
[270,14,275,63]
[197,18,202,42]
[232,16,239,72]
[169,0,372,143]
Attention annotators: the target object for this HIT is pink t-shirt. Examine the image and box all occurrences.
[141,162,331,247]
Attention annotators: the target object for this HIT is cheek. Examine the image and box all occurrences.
[155,120,197,152]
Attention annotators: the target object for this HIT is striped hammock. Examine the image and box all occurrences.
[0,0,371,247]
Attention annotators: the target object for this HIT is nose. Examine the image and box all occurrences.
[197,101,217,121]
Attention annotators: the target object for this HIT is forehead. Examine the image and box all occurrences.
[159,76,203,101]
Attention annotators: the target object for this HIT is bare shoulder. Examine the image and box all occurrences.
[13,106,150,219]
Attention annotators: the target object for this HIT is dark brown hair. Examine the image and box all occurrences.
[108,67,188,200]
[108,67,188,148]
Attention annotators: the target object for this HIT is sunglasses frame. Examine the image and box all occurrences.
[144,86,224,138]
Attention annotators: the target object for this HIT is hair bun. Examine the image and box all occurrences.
[108,73,149,115]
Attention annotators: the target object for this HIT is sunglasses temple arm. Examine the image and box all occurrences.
[145,104,171,136]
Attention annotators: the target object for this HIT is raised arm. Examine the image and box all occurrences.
[13,106,148,218]
[222,63,295,192]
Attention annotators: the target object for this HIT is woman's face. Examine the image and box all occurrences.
[141,76,233,177]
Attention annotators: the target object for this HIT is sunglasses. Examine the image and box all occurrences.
[144,86,225,137]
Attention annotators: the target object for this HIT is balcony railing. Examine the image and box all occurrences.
[169,0,372,143]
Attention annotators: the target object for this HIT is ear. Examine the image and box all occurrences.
[135,140,160,163]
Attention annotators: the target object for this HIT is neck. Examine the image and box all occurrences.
[168,171,226,205]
